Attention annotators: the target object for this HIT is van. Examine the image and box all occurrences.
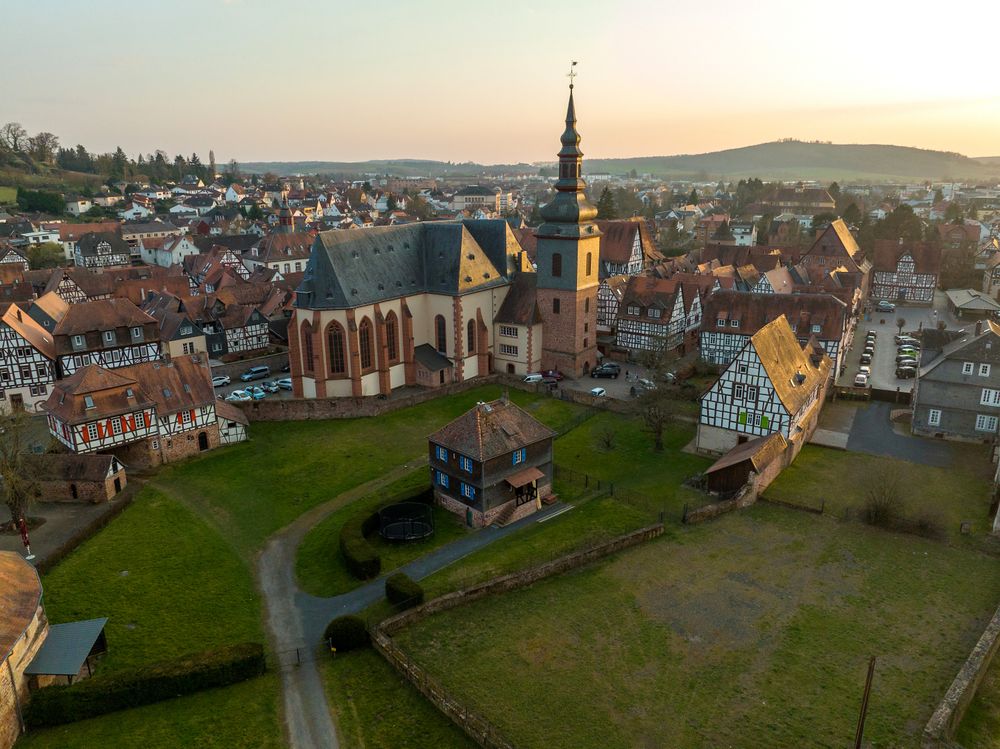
[240,365,271,382]
[523,373,544,383]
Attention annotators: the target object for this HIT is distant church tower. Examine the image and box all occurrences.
[534,76,600,376]
[277,197,294,233]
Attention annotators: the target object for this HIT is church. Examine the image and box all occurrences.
[288,83,602,398]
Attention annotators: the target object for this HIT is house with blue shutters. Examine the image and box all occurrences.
[427,395,556,528]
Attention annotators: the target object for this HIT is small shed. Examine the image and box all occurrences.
[25,617,108,688]
[414,344,454,388]
[704,433,787,493]
[945,289,1000,319]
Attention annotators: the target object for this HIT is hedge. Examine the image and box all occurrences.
[338,485,435,581]
[324,615,369,653]
[24,642,266,728]
[385,572,424,609]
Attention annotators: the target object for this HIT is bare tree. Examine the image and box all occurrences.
[896,317,907,335]
[639,389,678,452]
[0,122,27,152]
[595,425,617,451]
[0,410,40,524]
[862,466,903,527]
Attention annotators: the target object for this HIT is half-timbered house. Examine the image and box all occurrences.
[0,305,56,412]
[697,316,832,455]
[699,289,848,371]
[798,219,870,310]
[614,276,686,354]
[74,232,131,269]
[593,219,664,330]
[984,253,1000,300]
[51,299,161,377]
[215,399,249,445]
[871,239,940,305]
[428,396,556,528]
[0,246,29,271]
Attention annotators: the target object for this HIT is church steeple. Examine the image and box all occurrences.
[538,70,598,234]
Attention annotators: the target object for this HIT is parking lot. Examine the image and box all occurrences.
[213,370,294,403]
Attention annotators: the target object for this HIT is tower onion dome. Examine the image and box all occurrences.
[538,84,598,227]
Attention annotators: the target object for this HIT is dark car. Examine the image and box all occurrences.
[541,369,564,381]
[860,353,872,365]
[876,300,896,313]
[896,356,918,367]
[865,330,877,340]
[590,362,621,379]
[895,366,917,379]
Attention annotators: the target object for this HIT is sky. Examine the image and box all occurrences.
[4,0,999,164]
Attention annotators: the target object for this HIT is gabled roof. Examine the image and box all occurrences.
[921,320,1000,377]
[702,289,847,342]
[945,289,1000,312]
[593,219,664,266]
[743,317,831,414]
[617,275,682,312]
[3,304,55,358]
[77,231,129,257]
[495,272,541,326]
[44,364,151,425]
[872,239,942,276]
[428,397,556,462]
[116,354,215,415]
[805,219,864,269]
[53,298,155,336]
[704,433,788,475]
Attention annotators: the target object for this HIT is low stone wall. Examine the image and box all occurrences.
[373,523,665,748]
[922,602,1000,748]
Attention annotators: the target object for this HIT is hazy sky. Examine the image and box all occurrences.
[5,0,999,164]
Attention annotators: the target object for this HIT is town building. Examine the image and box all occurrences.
[614,276,686,354]
[913,321,1000,441]
[50,298,161,377]
[450,185,501,213]
[428,396,556,528]
[139,235,200,268]
[945,289,1000,319]
[27,453,127,503]
[73,231,131,270]
[697,316,832,454]
[0,304,57,412]
[870,239,941,305]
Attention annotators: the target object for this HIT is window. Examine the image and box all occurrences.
[648,308,661,319]
[981,388,1000,406]
[467,319,476,354]
[551,253,562,278]
[87,424,98,440]
[103,330,114,343]
[627,305,640,316]
[585,298,590,313]
[585,252,592,276]
[29,384,46,396]
[500,325,518,338]
[811,324,821,333]
[738,364,748,373]
[131,326,143,339]
[385,312,399,362]
[182,342,195,355]
[20,366,30,380]
[977,414,999,432]
[730,320,740,328]
[112,418,123,435]
[512,448,526,465]
[181,410,193,424]
[499,343,518,356]
[358,318,374,370]
[460,482,476,500]
[436,470,449,488]
[459,455,473,473]
[327,322,346,375]
[733,383,745,399]
[553,298,560,314]
[928,409,941,426]
[84,395,95,409]
[434,315,447,354]
[717,318,726,327]
[0,369,8,382]
[963,362,975,375]
[301,321,314,373]
[435,445,448,461]
[73,335,84,347]
[981,364,992,377]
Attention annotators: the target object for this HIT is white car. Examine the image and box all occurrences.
[590,387,607,397]
[225,389,252,403]
[854,373,869,387]
[858,365,871,376]
[212,375,231,387]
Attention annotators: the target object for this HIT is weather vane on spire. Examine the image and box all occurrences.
[567,61,578,89]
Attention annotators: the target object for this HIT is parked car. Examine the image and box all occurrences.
[590,362,621,379]
[865,330,877,340]
[211,375,231,387]
[636,378,657,391]
[894,334,919,345]
[863,345,875,356]
[240,365,270,382]
[858,365,871,376]
[276,377,293,391]
[854,373,869,387]
[860,353,872,365]
[661,371,677,384]
[897,347,920,357]
[248,385,267,400]
[896,355,919,367]
[225,389,252,403]
[541,369,564,381]
[895,366,917,379]
[589,387,607,397]
[523,373,544,383]
[876,300,896,313]
[261,380,280,393]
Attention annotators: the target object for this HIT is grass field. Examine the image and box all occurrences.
[765,444,997,544]
[0,185,15,204]
[957,648,1000,748]
[395,505,1000,748]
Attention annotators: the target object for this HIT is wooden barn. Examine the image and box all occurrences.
[703,433,787,493]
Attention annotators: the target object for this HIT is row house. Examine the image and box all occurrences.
[142,298,207,358]
[74,232,131,270]
[182,247,250,292]
[57,222,122,261]
[871,239,941,305]
[50,298,161,377]
[0,305,56,413]
[700,289,848,372]
[43,354,235,468]
[592,219,663,331]
[152,292,269,358]
[697,316,832,455]
[614,276,687,354]
[120,220,184,254]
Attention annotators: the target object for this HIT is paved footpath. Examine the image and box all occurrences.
[256,463,566,749]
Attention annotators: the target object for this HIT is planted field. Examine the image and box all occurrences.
[395,505,1000,748]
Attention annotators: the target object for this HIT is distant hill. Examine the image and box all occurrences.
[244,141,1000,182]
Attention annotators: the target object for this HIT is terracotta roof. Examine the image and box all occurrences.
[495,272,541,326]
[58,222,121,242]
[746,317,831,415]
[594,219,663,266]
[254,232,314,262]
[116,355,215,416]
[2,304,55,358]
[428,398,556,462]
[703,289,847,343]
[44,366,149,425]
[937,223,980,244]
[618,275,681,311]
[53,298,156,336]
[701,243,799,271]
[872,239,942,276]
[215,399,249,425]
[27,453,120,482]
[0,551,42,663]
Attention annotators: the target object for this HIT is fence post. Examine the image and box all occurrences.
[682,503,688,524]
[610,482,615,496]
[584,473,589,488]
[295,648,300,666]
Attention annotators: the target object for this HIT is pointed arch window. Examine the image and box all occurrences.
[359,318,374,370]
[327,322,346,375]
[467,319,476,354]
[552,253,562,278]
[385,312,399,363]
[435,315,447,354]
[301,320,314,374]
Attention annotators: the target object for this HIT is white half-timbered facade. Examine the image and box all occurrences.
[0,307,56,413]
[222,309,269,354]
[48,404,159,454]
[216,401,249,445]
[615,283,686,353]
[58,341,161,377]
[871,240,940,305]
[74,232,131,269]
[0,247,29,270]
[697,316,832,454]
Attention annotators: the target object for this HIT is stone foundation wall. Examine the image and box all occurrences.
[1,605,47,749]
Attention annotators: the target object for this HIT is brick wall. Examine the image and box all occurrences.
[1,605,47,749]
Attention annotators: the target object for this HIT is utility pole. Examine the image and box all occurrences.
[854,656,877,749]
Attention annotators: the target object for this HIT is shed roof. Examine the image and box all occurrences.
[704,433,788,475]
[25,618,108,676]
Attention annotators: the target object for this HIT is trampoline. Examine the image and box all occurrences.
[379,502,434,542]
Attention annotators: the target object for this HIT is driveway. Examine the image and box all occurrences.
[846,401,957,467]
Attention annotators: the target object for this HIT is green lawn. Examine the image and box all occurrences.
[394,505,1000,748]
[0,185,16,204]
[296,469,470,596]
[957,646,1000,748]
[322,649,474,749]
[765,444,997,545]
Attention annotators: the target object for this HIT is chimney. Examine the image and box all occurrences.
[15,308,21,322]
[976,320,984,336]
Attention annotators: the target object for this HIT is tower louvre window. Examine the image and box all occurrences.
[551,253,562,278]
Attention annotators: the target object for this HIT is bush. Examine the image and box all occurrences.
[385,572,424,609]
[862,474,903,528]
[24,642,265,728]
[323,615,369,652]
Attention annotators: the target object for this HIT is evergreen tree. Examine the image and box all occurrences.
[688,188,698,205]
[596,187,618,219]
[827,181,841,202]
[842,202,862,225]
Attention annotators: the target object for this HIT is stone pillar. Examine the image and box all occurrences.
[287,309,304,398]
[345,310,362,398]
[401,298,416,386]
[452,297,464,382]
[373,304,391,396]
[312,311,327,398]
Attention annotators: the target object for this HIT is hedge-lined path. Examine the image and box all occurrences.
[256,458,564,749]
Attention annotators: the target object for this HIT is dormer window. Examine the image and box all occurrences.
[103,330,115,343]
[131,326,143,339]
[73,335,84,347]
[84,395,95,409]
[730,320,740,328]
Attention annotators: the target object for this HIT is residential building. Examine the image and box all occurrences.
[697,316,832,454]
[65,197,93,216]
[139,235,200,268]
[451,185,500,213]
[493,273,543,375]
[57,221,122,261]
[73,231,131,269]
[614,276,686,354]
[428,396,556,528]
[50,298,161,377]
[870,239,941,305]
[913,321,1000,441]
[0,304,57,413]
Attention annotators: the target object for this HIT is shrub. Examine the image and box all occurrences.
[912,511,946,540]
[385,572,424,609]
[24,642,265,728]
[862,472,903,528]
[323,615,369,652]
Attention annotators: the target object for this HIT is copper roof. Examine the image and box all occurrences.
[428,398,556,462]
[0,551,42,663]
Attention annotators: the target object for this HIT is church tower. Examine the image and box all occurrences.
[534,77,600,376]
[277,197,294,233]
